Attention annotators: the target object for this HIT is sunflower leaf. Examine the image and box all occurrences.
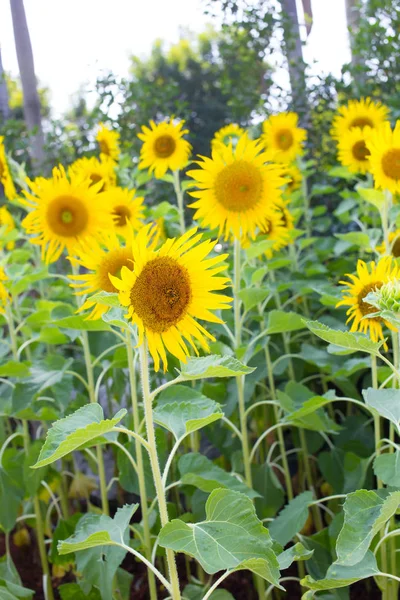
[179,355,255,380]
[304,320,383,356]
[363,388,400,434]
[301,551,380,591]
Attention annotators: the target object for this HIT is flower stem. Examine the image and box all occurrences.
[298,158,310,238]
[173,170,185,235]
[139,341,181,600]
[126,334,158,600]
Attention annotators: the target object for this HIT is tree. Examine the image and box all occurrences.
[280,0,308,116]
[9,0,45,168]
[0,47,10,120]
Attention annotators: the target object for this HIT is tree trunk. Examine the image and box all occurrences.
[9,0,45,168]
[345,0,365,89]
[280,0,308,118]
[0,47,10,121]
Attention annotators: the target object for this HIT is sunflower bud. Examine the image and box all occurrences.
[367,279,400,313]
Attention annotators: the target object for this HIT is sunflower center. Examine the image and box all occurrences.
[358,282,383,316]
[214,160,263,212]
[391,236,400,258]
[275,129,294,151]
[352,140,370,162]
[100,249,133,293]
[350,117,373,129]
[47,195,89,237]
[90,173,103,184]
[381,149,400,181]
[0,159,4,179]
[112,205,131,227]
[99,140,110,156]
[130,256,192,333]
[154,135,176,159]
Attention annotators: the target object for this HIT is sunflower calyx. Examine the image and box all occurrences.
[363,282,400,329]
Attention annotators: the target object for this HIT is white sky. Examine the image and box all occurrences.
[0,0,351,115]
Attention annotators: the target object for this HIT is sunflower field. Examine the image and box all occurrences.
[2,90,400,600]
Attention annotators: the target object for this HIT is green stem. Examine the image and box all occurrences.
[298,158,310,238]
[382,190,392,255]
[139,341,181,600]
[126,334,158,600]
[173,170,185,235]
[299,428,323,531]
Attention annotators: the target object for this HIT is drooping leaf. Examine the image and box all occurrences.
[159,489,282,587]
[304,320,383,355]
[269,492,314,547]
[277,543,313,570]
[301,551,380,591]
[179,453,259,498]
[153,386,223,440]
[363,388,400,434]
[179,355,255,380]
[335,489,400,566]
[373,452,400,487]
[32,404,127,469]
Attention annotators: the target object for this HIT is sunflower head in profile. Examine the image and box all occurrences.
[274,198,295,233]
[211,124,245,153]
[110,227,232,372]
[69,232,135,320]
[281,163,302,194]
[137,118,192,179]
[101,186,145,237]
[96,123,120,162]
[262,112,306,163]
[377,229,400,258]
[337,256,400,347]
[366,121,400,194]
[188,135,286,241]
[337,126,371,174]
[21,165,113,264]
[331,97,389,140]
[243,209,290,259]
[68,155,117,191]
[0,206,16,250]
[0,137,16,201]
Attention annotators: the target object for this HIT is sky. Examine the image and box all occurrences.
[0,0,351,115]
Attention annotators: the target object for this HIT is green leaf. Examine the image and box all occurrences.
[0,362,30,378]
[179,453,260,498]
[336,489,400,566]
[0,467,24,532]
[266,310,305,335]
[238,288,270,312]
[179,355,255,380]
[277,543,313,570]
[356,185,386,211]
[373,452,400,487]
[335,232,370,248]
[29,356,73,392]
[245,239,276,260]
[304,320,383,355]
[363,388,400,434]
[59,584,101,600]
[58,505,137,600]
[153,385,223,440]
[301,551,380,591]
[285,396,330,421]
[32,404,127,469]
[269,492,314,547]
[57,315,111,331]
[87,292,120,308]
[159,488,282,587]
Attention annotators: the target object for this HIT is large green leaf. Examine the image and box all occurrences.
[159,489,282,586]
[265,310,305,335]
[269,492,314,547]
[0,362,30,378]
[179,453,259,498]
[238,288,270,312]
[301,551,380,591]
[32,404,127,469]
[56,315,111,331]
[153,385,223,440]
[363,388,400,434]
[58,505,137,600]
[336,489,400,566]
[0,467,24,532]
[373,452,400,487]
[304,320,383,355]
[179,355,255,380]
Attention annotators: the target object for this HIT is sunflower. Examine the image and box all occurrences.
[110,227,232,372]
[101,186,145,237]
[138,119,192,179]
[0,137,16,201]
[68,155,116,191]
[21,165,113,263]
[244,209,290,259]
[281,163,302,193]
[0,267,9,313]
[337,256,400,346]
[337,127,371,174]
[0,206,16,250]
[366,121,400,194]
[262,112,306,163]
[331,98,389,140]
[211,124,245,152]
[188,135,285,240]
[69,233,135,320]
[377,230,400,257]
[96,123,120,162]
[274,198,295,233]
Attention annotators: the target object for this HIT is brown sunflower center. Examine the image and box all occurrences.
[100,249,133,293]
[154,135,176,159]
[391,236,400,258]
[47,195,89,237]
[350,117,374,129]
[90,173,103,185]
[381,149,400,181]
[275,129,294,151]
[352,140,370,162]
[358,282,383,316]
[99,140,110,156]
[130,256,192,333]
[0,159,4,179]
[112,205,131,227]
[214,160,263,212]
